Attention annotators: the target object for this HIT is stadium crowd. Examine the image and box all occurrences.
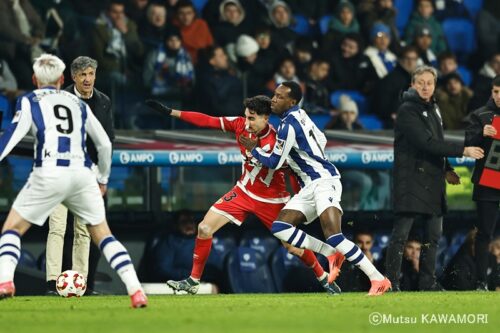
[1,0,499,129]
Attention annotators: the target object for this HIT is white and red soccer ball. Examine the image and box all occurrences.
[56,270,87,297]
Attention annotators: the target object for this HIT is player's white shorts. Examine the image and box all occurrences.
[12,167,105,226]
[284,177,343,224]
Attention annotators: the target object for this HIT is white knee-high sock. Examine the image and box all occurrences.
[99,236,142,295]
[0,230,21,283]
[271,221,336,256]
[327,233,384,281]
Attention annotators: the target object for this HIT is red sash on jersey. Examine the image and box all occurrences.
[479,116,500,189]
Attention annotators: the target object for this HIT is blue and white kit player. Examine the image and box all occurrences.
[239,81,391,295]
[0,54,147,307]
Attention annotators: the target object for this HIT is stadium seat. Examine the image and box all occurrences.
[108,166,131,191]
[18,249,38,269]
[206,236,237,271]
[318,15,332,35]
[226,247,277,293]
[270,247,307,292]
[240,231,280,261]
[291,15,311,36]
[463,0,483,19]
[330,90,368,114]
[442,18,476,63]
[374,233,390,249]
[359,115,383,130]
[192,0,208,13]
[0,94,12,130]
[457,66,472,86]
[8,157,33,191]
[394,0,415,37]
[370,246,383,262]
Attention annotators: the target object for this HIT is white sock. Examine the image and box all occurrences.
[271,221,336,257]
[0,231,21,283]
[327,233,384,281]
[99,236,142,295]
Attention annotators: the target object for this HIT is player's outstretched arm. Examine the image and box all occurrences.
[145,99,225,130]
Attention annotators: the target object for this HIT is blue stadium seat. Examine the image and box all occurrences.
[291,15,311,36]
[192,0,208,13]
[318,15,332,35]
[457,66,472,86]
[8,157,33,191]
[371,246,383,262]
[374,233,390,249]
[270,247,305,292]
[18,249,38,269]
[463,0,483,19]
[394,0,415,37]
[442,18,476,63]
[206,236,237,271]
[108,166,131,191]
[226,247,277,293]
[0,94,12,130]
[359,115,383,130]
[240,231,280,262]
[330,90,368,114]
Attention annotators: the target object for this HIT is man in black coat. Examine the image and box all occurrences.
[385,66,484,291]
[465,75,500,291]
[45,56,115,295]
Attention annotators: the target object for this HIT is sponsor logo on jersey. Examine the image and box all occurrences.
[275,139,285,152]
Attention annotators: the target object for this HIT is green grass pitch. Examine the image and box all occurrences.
[1,292,498,333]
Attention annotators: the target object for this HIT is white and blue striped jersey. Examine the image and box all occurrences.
[251,106,340,187]
[0,88,112,184]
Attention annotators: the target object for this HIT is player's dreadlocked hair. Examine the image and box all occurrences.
[243,95,272,115]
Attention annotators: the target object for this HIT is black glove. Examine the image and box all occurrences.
[145,99,172,115]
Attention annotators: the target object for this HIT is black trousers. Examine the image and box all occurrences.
[474,200,500,283]
[385,213,443,289]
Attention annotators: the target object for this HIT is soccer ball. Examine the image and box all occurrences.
[56,270,87,297]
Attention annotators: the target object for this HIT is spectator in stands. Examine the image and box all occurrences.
[211,0,251,47]
[357,0,400,51]
[253,26,283,77]
[387,66,484,292]
[322,0,360,48]
[0,58,23,101]
[405,0,447,56]
[400,239,421,291]
[489,237,500,291]
[126,0,149,25]
[266,57,304,96]
[476,0,500,64]
[470,53,500,110]
[234,34,273,98]
[91,0,144,91]
[336,231,374,291]
[412,24,438,68]
[441,229,477,290]
[435,73,473,130]
[303,59,330,114]
[373,46,419,129]
[437,52,458,87]
[465,75,500,291]
[139,2,170,50]
[173,0,213,63]
[165,0,179,22]
[291,37,315,80]
[286,0,328,26]
[325,95,363,130]
[143,27,194,103]
[268,1,297,52]
[327,33,377,94]
[364,22,397,80]
[0,0,45,89]
[196,46,243,116]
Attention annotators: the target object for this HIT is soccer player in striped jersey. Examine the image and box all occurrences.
[239,82,391,295]
[0,54,147,307]
[146,96,343,295]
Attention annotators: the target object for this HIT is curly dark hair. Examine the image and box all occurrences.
[243,95,272,115]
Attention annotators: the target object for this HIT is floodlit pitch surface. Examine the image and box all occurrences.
[1,292,498,333]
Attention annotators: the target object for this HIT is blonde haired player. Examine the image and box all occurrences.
[0,54,147,308]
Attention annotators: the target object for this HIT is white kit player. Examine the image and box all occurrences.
[239,82,392,295]
[0,54,147,308]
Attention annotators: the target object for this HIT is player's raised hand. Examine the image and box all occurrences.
[145,99,172,116]
[239,135,258,151]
